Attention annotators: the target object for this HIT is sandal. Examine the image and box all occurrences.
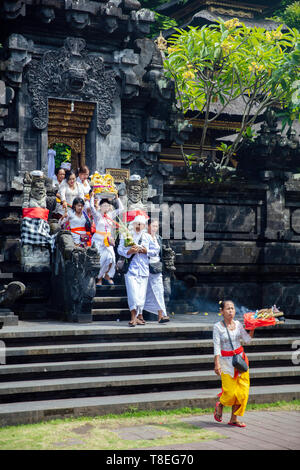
[214,401,223,423]
[128,321,136,328]
[227,421,246,428]
[136,318,146,325]
[158,317,170,323]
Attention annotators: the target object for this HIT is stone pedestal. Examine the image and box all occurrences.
[0,308,19,325]
[21,245,51,272]
[67,312,93,323]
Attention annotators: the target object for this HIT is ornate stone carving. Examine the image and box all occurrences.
[21,171,55,272]
[238,108,300,178]
[4,34,33,87]
[65,10,91,30]
[52,231,100,322]
[1,0,25,20]
[26,37,117,135]
[155,32,167,52]
[0,128,19,157]
[162,241,176,309]
[125,175,148,210]
[162,243,176,275]
[0,281,25,307]
[48,136,82,154]
[36,7,55,24]
[22,171,47,209]
[209,6,253,18]
[0,280,25,326]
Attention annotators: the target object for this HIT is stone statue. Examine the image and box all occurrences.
[23,170,47,208]
[125,174,148,210]
[0,281,25,307]
[162,242,176,309]
[0,281,25,326]
[52,231,100,322]
[21,170,53,272]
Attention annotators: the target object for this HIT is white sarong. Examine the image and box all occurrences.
[144,272,167,316]
[93,239,116,279]
[125,272,149,315]
[91,196,123,280]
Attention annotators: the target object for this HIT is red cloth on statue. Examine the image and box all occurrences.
[22,208,49,221]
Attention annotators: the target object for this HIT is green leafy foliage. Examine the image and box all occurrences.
[272,0,300,18]
[163,19,300,169]
[50,143,71,169]
[269,1,300,31]
[150,12,178,37]
[282,1,300,30]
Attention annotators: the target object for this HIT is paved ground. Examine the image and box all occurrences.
[137,410,300,450]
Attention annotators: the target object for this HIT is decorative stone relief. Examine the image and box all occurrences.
[291,209,300,235]
[1,0,26,20]
[20,171,54,272]
[36,7,55,24]
[53,231,100,322]
[0,281,25,307]
[26,37,117,135]
[125,175,148,210]
[3,34,33,86]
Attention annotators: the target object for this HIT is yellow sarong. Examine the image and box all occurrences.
[219,370,250,416]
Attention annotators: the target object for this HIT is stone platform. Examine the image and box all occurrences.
[0,317,299,427]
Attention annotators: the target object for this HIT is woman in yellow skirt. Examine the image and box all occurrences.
[213,300,255,427]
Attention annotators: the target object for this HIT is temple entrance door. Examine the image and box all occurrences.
[47,98,96,171]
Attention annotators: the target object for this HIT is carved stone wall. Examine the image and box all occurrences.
[164,175,300,318]
[0,1,190,196]
[0,0,190,321]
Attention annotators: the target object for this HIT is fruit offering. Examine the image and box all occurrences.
[90,172,118,198]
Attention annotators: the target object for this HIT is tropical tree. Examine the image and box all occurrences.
[163,19,300,172]
[282,1,300,30]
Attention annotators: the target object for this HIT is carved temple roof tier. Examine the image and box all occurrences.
[0,0,192,192]
[0,0,155,39]
[157,0,284,38]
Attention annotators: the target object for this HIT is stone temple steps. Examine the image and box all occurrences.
[0,320,300,426]
[92,284,129,321]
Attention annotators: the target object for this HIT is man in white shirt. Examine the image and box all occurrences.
[118,214,157,327]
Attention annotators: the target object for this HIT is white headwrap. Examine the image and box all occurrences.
[132,215,147,225]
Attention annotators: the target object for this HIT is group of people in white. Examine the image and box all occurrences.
[52,164,170,326]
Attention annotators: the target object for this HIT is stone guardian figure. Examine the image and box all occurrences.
[20,171,53,272]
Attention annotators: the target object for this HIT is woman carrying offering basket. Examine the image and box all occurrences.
[213,300,255,428]
[117,212,157,327]
[90,184,124,286]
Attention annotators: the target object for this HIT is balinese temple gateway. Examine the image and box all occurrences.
[0,0,300,323]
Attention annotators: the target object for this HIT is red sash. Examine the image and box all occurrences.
[221,346,244,357]
[22,208,49,221]
[70,227,91,247]
[221,346,249,379]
